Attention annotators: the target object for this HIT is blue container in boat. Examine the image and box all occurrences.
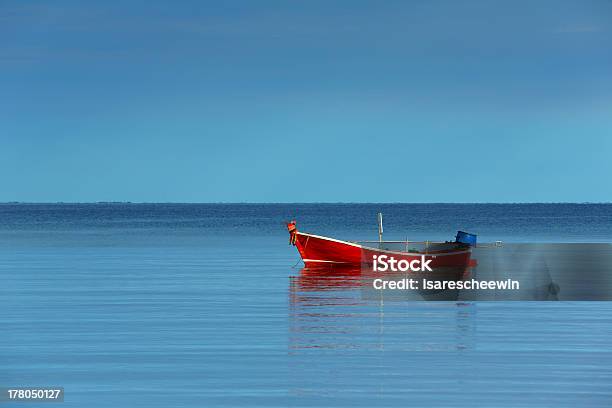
[456,231,477,246]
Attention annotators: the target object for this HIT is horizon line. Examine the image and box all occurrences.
[1,201,611,205]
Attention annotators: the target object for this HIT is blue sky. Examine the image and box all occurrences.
[1,0,611,202]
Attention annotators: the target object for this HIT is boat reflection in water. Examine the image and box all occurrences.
[288,265,479,352]
[288,247,562,353]
[290,263,472,301]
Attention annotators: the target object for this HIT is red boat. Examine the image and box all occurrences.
[287,219,475,270]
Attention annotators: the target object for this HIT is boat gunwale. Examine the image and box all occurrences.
[297,231,471,258]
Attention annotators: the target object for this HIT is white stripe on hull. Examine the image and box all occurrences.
[302,259,350,264]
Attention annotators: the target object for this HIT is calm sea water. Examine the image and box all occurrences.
[1,203,612,407]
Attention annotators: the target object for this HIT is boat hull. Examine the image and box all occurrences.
[293,231,471,269]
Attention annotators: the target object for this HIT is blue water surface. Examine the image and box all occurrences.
[1,203,611,407]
